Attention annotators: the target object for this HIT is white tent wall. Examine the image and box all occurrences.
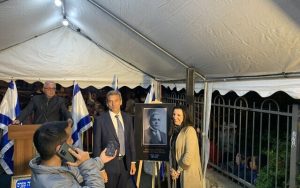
[163,78,300,99]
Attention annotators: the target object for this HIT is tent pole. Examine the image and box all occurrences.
[186,68,195,121]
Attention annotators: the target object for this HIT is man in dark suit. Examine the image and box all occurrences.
[143,110,167,145]
[12,81,72,124]
[93,90,136,188]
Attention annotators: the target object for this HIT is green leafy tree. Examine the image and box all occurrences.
[256,139,289,188]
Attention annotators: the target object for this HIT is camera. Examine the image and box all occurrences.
[60,150,66,156]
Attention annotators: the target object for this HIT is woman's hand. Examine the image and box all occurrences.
[170,168,180,180]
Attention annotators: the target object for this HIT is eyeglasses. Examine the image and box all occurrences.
[44,87,56,90]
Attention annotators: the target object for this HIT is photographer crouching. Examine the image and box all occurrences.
[29,120,116,188]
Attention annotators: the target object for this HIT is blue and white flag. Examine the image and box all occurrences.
[0,80,20,175]
[144,83,155,103]
[112,74,118,91]
[71,82,92,148]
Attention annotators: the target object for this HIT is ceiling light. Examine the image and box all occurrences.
[62,18,69,26]
[54,0,62,7]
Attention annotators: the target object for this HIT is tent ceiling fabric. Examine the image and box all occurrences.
[88,0,300,79]
[0,0,300,93]
[0,0,61,50]
[65,0,187,81]
[0,27,151,88]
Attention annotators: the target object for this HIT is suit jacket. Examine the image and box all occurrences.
[17,95,72,124]
[93,111,136,173]
[144,128,167,145]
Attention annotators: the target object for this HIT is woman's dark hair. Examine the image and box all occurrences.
[33,121,69,160]
[168,105,193,136]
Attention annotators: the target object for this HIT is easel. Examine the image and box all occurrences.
[136,160,171,188]
[135,100,171,188]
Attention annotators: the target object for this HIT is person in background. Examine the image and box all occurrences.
[12,81,72,125]
[30,82,43,97]
[93,90,136,188]
[246,155,258,184]
[169,106,203,188]
[124,92,135,115]
[144,109,167,145]
[30,120,116,187]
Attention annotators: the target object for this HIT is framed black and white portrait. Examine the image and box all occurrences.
[143,107,167,145]
[135,103,175,161]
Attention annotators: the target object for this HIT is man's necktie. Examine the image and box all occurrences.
[115,115,125,155]
[153,130,161,142]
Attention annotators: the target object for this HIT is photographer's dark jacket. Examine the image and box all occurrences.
[17,95,71,124]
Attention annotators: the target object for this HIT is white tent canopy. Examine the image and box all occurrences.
[0,27,150,88]
[0,0,299,90]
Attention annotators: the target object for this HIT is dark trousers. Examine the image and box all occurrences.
[105,157,130,188]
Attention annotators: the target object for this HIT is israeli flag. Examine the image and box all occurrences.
[71,82,92,148]
[112,74,118,91]
[0,80,20,174]
[144,83,155,103]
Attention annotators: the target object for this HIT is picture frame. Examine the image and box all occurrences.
[134,103,175,161]
[11,174,31,188]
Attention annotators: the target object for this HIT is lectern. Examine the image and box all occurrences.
[8,125,40,175]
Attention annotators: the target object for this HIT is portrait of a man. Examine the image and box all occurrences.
[143,108,167,145]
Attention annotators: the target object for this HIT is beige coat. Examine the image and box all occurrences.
[170,126,203,188]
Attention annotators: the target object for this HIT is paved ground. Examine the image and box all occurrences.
[0,165,244,188]
[206,168,243,188]
[137,167,243,188]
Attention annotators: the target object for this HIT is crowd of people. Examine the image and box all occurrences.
[0,81,204,188]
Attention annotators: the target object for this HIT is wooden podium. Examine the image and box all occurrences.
[8,125,40,175]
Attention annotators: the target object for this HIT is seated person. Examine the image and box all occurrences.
[233,153,246,178]
[233,153,258,184]
[29,120,116,187]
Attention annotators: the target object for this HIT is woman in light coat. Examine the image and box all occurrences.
[169,106,203,188]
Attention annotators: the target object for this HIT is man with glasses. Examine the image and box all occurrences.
[13,81,72,125]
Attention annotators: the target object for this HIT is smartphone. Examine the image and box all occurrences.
[57,143,77,163]
[105,141,117,156]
